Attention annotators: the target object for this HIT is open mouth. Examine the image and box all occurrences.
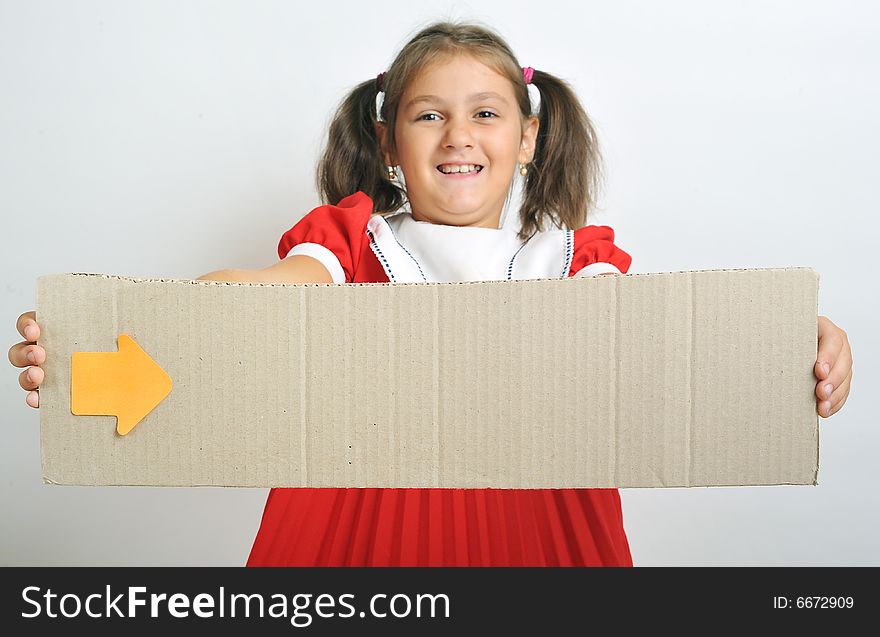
[435,164,484,178]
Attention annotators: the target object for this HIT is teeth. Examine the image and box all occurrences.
[438,164,482,174]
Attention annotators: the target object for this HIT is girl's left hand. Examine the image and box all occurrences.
[814,315,853,418]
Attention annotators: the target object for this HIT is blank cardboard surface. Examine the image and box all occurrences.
[36,268,819,488]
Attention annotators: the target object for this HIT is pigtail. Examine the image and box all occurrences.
[315,79,407,213]
[519,69,605,239]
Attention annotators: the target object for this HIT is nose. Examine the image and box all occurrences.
[442,117,475,149]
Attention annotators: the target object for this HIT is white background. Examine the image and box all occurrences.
[2,0,876,565]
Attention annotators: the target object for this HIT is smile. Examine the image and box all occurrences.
[436,164,484,179]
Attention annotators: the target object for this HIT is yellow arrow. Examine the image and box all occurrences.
[71,334,172,436]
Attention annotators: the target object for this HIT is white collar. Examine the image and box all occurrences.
[365,211,574,283]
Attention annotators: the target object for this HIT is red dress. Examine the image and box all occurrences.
[247,192,634,566]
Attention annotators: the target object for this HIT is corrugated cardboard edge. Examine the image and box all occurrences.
[48,266,816,287]
[815,267,821,486]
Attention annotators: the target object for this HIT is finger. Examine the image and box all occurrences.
[830,382,851,417]
[815,336,853,401]
[19,365,43,391]
[828,366,853,417]
[16,311,38,342]
[8,342,45,368]
[815,318,846,382]
[819,366,852,418]
[26,390,39,409]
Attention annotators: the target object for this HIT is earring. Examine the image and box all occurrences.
[386,165,398,180]
[519,163,528,176]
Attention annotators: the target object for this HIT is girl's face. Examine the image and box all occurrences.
[379,55,539,229]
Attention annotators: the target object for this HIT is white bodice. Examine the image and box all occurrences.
[365,211,575,283]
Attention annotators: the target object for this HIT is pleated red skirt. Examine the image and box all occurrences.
[247,487,632,567]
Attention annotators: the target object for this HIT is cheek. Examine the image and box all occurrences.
[397,136,433,170]
[488,147,518,173]
[492,136,521,165]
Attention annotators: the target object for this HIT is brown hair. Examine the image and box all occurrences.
[316,19,605,241]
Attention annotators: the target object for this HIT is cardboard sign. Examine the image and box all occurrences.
[36,268,819,488]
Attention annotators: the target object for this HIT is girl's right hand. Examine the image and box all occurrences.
[8,311,44,409]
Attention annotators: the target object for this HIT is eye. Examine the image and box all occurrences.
[416,111,498,121]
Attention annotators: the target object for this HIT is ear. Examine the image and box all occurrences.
[375,121,394,166]
[519,116,539,164]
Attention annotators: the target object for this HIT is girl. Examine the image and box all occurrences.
[10,21,853,566]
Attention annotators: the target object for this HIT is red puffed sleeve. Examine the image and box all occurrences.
[566,225,633,277]
[277,191,375,283]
